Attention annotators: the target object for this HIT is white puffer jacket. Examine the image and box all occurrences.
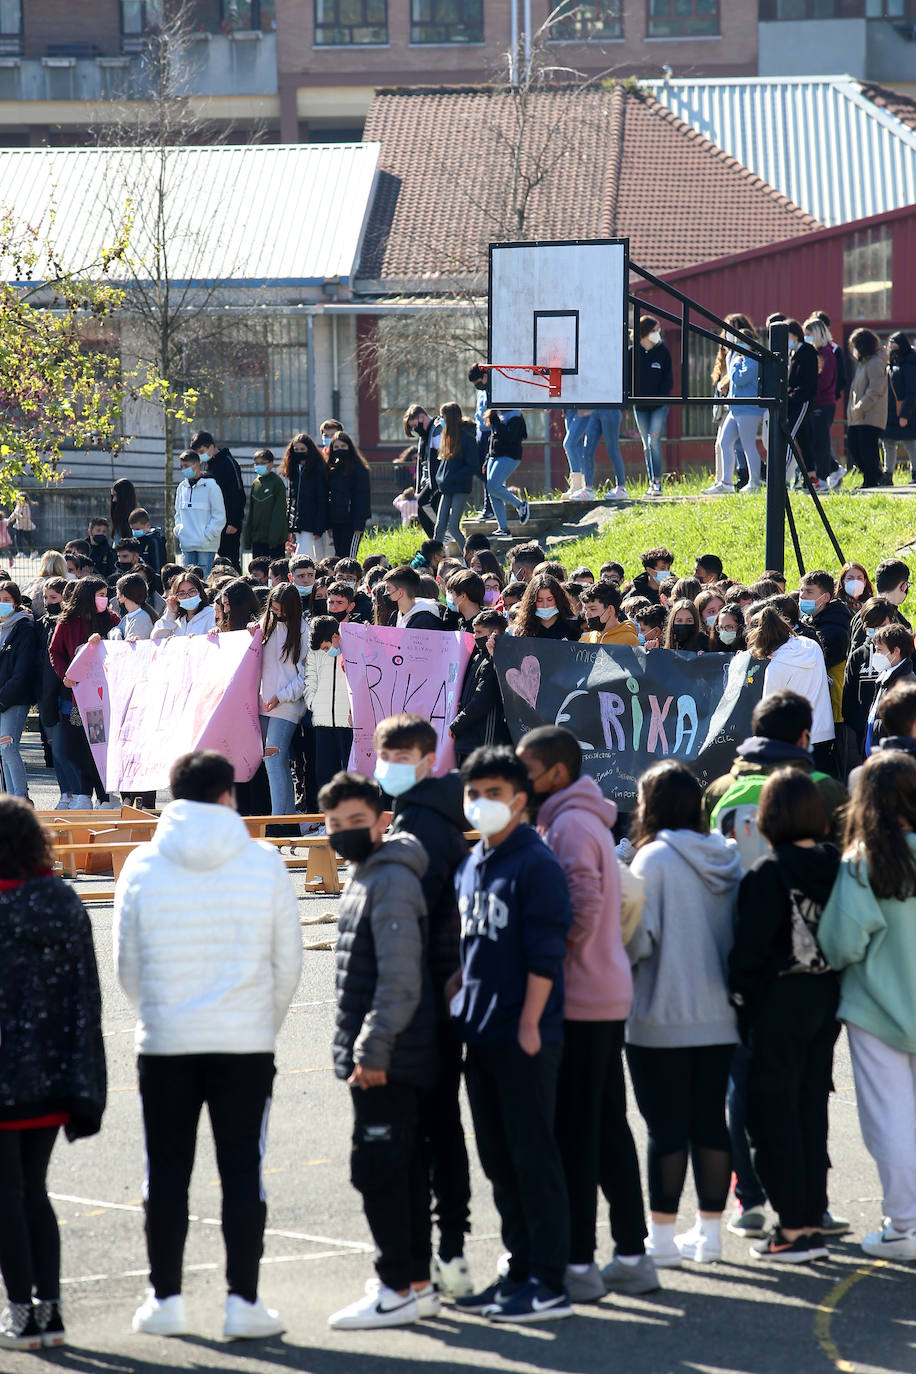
[305,647,350,728]
[114,799,302,1055]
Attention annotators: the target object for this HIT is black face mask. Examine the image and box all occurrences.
[45,603,61,617]
[672,622,694,646]
[118,561,134,571]
[586,615,605,632]
[328,827,375,864]
[92,534,107,545]
[330,609,348,623]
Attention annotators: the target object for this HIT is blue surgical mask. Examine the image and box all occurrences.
[799,598,817,616]
[654,568,672,583]
[535,606,556,620]
[637,632,646,646]
[865,626,878,640]
[718,628,737,645]
[254,464,268,476]
[178,595,201,612]
[704,613,717,627]
[182,466,196,479]
[0,601,14,618]
[294,581,313,596]
[374,759,418,797]
[446,595,459,612]
[327,645,341,657]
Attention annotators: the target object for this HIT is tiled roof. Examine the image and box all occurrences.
[358,84,819,289]
[646,75,916,227]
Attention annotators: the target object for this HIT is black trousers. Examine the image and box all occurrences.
[218,528,242,572]
[0,1127,60,1304]
[847,424,884,487]
[745,975,840,1230]
[420,1019,471,1262]
[415,485,440,538]
[810,404,836,481]
[350,1082,430,1292]
[59,710,106,798]
[626,1042,733,1215]
[314,726,353,792]
[556,1020,647,1262]
[138,1052,275,1302]
[465,1040,569,1292]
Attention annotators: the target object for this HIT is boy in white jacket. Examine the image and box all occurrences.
[173,448,226,576]
[114,750,301,1341]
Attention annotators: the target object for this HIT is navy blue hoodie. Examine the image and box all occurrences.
[452,823,572,1046]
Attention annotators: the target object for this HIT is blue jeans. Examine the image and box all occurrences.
[260,715,300,823]
[720,410,763,486]
[434,492,469,546]
[590,407,625,486]
[485,456,522,530]
[634,406,669,482]
[0,703,29,796]
[180,549,216,575]
[563,409,596,487]
[49,719,82,795]
[727,1044,767,1211]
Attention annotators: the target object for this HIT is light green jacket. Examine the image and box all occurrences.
[817,837,916,1053]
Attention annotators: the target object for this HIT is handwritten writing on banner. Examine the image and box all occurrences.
[340,622,474,778]
[69,628,264,793]
[493,638,765,805]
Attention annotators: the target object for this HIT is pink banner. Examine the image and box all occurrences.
[69,629,264,793]
[340,622,474,779]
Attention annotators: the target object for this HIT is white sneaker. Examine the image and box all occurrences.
[827,466,846,490]
[703,481,734,496]
[861,1223,916,1261]
[645,1235,681,1268]
[223,1294,284,1339]
[431,1253,474,1298]
[328,1284,419,1331]
[608,485,628,500]
[496,1250,511,1279]
[98,799,121,810]
[647,480,662,497]
[572,487,596,501]
[674,1222,722,1263]
[71,794,93,811]
[739,482,763,495]
[365,1277,440,1319]
[132,1292,188,1336]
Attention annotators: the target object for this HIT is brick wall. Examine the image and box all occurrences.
[24,0,122,57]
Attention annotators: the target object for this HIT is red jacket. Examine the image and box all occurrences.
[49,611,119,680]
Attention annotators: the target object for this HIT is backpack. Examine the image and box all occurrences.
[709,770,828,873]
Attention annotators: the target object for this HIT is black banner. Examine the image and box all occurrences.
[493,639,766,808]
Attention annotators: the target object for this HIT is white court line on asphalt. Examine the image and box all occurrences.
[288,999,336,1008]
[62,1249,375,1287]
[49,1193,374,1252]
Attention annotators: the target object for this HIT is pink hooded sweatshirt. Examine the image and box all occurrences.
[536,775,633,1022]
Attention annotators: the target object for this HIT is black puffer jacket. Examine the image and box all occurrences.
[389,774,468,1004]
[33,611,62,728]
[287,453,329,536]
[328,459,371,530]
[0,612,36,711]
[803,597,851,670]
[450,647,511,760]
[333,834,437,1088]
[0,875,106,1138]
[207,446,246,530]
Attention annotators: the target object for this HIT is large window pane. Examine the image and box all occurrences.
[843,227,892,321]
[551,1,622,38]
[0,0,21,34]
[314,0,388,43]
[183,316,310,448]
[647,0,719,34]
[410,0,484,43]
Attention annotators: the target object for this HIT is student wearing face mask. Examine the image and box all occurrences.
[449,746,574,1323]
[384,566,442,631]
[836,562,874,617]
[846,329,888,490]
[151,574,215,640]
[445,569,483,632]
[281,435,329,561]
[48,577,120,811]
[243,450,289,560]
[257,584,308,823]
[449,610,511,763]
[288,555,316,614]
[580,580,639,646]
[305,614,352,795]
[632,547,675,606]
[630,318,673,496]
[327,433,372,559]
[404,404,443,538]
[107,573,157,642]
[785,320,819,488]
[514,574,580,641]
[842,598,897,759]
[864,625,916,757]
[173,450,226,577]
[709,605,746,654]
[0,582,37,800]
[663,600,706,653]
[32,578,80,809]
[849,558,913,652]
[373,714,473,1298]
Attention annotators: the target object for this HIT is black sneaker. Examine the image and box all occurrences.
[454,1278,521,1314]
[822,1210,851,1236]
[751,1229,828,1263]
[517,499,530,525]
[0,1303,42,1350]
[34,1299,65,1348]
[485,1277,573,1323]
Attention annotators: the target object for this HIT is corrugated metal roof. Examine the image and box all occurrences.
[645,75,916,228]
[0,141,380,284]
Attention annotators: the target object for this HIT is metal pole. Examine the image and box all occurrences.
[331,313,341,422]
[510,0,518,83]
[523,0,531,79]
[764,321,789,574]
[306,313,316,438]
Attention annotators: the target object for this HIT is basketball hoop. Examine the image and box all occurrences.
[480,363,563,399]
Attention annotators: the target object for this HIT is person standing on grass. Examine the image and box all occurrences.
[433,403,476,552]
[846,329,888,490]
[729,770,841,1264]
[191,430,245,571]
[243,449,289,560]
[115,750,301,1340]
[630,317,673,497]
[326,433,371,560]
[322,771,439,1331]
[483,407,529,537]
[818,752,916,1262]
[173,449,226,578]
[0,797,106,1352]
[282,434,329,562]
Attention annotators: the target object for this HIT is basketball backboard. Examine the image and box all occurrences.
[487,238,628,409]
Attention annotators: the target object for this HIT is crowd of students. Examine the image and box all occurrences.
[2,502,916,1347]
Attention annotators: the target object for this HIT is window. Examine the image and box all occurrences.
[758,0,867,17]
[648,0,719,35]
[120,1,163,35]
[314,0,387,44]
[552,1,622,38]
[0,0,21,34]
[221,0,277,31]
[181,317,310,448]
[410,0,484,44]
[843,226,892,322]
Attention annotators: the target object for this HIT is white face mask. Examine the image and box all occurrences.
[871,651,894,674]
[844,577,865,598]
[648,331,661,345]
[718,628,738,645]
[464,796,515,837]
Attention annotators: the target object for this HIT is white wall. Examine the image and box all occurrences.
[758,19,867,78]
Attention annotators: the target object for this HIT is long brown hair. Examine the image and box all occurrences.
[712,312,757,386]
[327,432,370,475]
[837,561,875,609]
[438,401,464,463]
[280,432,325,481]
[515,574,577,638]
[58,575,111,633]
[663,598,704,651]
[632,760,707,849]
[262,582,303,663]
[746,604,794,659]
[844,752,916,900]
